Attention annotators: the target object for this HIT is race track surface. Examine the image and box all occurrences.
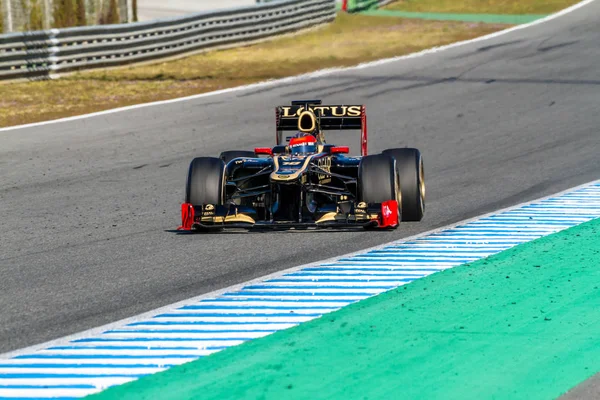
[1,1,599,354]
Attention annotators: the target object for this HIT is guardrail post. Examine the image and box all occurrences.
[43,0,51,29]
[127,0,133,23]
[4,0,13,32]
[48,28,59,78]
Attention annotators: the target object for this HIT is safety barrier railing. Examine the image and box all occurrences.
[0,0,336,80]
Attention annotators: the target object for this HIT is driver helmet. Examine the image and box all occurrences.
[289,134,318,155]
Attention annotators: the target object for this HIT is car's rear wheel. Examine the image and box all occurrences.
[358,154,401,220]
[186,157,225,206]
[219,150,256,164]
[382,148,425,221]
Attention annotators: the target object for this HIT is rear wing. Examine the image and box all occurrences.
[275,102,368,156]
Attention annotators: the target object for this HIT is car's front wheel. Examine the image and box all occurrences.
[382,148,425,222]
[186,157,225,206]
[358,153,401,222]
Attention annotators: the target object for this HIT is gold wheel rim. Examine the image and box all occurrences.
[419,157,425,211]
[396,171,402,212]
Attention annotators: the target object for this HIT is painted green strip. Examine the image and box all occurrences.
[346,0,380,12]
[360,9,547,24]
[88,218,600,400]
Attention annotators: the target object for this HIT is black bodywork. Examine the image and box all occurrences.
[222,148,363,227]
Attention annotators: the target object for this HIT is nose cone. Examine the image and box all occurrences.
[270,156,306,182]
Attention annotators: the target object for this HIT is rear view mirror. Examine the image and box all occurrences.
[254,147,273,156]
[331,146,350,154]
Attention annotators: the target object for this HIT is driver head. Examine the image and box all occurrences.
[289,135,318,155]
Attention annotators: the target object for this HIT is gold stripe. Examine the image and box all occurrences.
[202,214,256,224]
[224,214,256,224]
[315,212,338,224]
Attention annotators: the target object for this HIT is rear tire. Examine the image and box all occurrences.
[219,150,256,164]
[358,154,401,217]
[382,148,425,221]
[186,157,225,206]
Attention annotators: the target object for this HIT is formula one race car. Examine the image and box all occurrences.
[178,100,425,231]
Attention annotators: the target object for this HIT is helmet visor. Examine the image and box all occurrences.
[290,143,317,155]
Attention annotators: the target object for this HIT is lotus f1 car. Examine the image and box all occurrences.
[179,100,425,231]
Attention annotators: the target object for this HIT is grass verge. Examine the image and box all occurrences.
[0,14,507,128]
[385,0,581,15]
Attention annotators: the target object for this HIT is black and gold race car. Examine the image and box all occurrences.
[178,100,425,231]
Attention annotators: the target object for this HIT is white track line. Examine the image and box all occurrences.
[0,0,595,134]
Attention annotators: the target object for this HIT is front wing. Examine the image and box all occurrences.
[178,201,399,231]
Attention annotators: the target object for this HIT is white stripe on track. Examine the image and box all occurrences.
[37,349,218,356]
[153,307,339,314]
[0,367,165,375]
[0,358,195,366]
[268,275,425,280]
[66,340,248,348]
[0,377,134,386]
[0,388,103,398]
[191,301,351,306]
[102,324,304,330]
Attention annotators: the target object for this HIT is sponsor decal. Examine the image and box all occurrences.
[383,204,392,218]
[317,157,331,179]
[203,204,216,216]
[280,105,362,118]
[298,110,317,132]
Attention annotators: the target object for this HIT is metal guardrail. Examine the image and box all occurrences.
[0,0,336,80]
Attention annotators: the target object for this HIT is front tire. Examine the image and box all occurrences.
[382,148,425,221]
[358,154,401,218]
[186,157,225,206]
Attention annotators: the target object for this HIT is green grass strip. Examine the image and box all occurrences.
[360,9,547,24]
[88,218,600,400]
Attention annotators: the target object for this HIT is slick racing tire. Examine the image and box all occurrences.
[186,157,225,206]
[219,150,256,164]
[358,154,401,217]
[382,148,425,221]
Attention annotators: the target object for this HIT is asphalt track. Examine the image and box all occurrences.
[1,0,599,361]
